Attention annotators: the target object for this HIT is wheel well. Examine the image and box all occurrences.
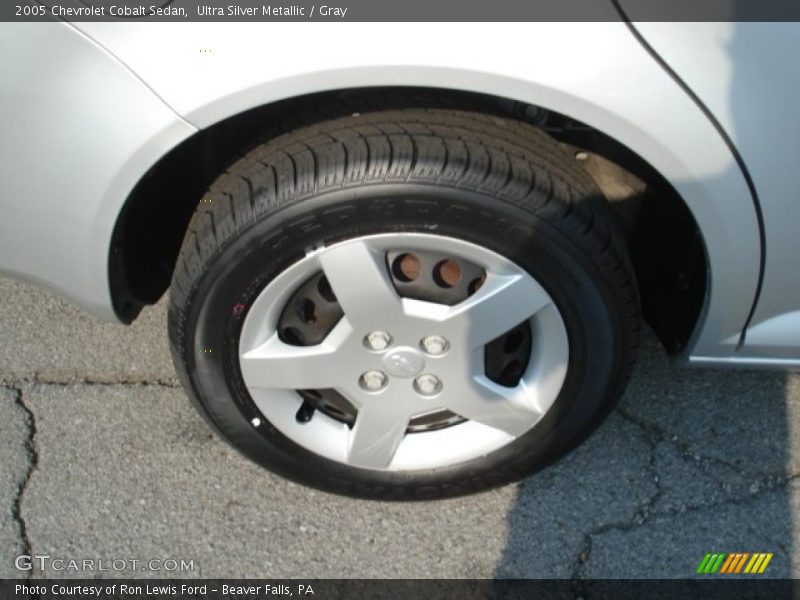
[109,87,706,355]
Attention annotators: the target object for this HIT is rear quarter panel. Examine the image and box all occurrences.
[0,22,762,364]
[633,22,800,365]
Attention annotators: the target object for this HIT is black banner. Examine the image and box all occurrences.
[3,579,798,600]
[4,0,800,22]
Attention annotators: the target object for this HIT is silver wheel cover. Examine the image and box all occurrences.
[238,233,569,471]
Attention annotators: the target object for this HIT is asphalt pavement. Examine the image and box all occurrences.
[1,276,798,579]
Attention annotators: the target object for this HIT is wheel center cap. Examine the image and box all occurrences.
[382,347,425,378]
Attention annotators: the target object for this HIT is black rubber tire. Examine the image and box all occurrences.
[168,109,640,500]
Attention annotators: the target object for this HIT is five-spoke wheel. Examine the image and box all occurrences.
[238,234,569,471]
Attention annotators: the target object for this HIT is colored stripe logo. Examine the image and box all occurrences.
[697,553,773,574]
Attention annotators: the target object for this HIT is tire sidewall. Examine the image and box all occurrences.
[179,185,626,499]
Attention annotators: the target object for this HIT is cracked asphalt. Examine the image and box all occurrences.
[1,276,798,579]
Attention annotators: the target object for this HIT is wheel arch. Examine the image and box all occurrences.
[110,85,710,357]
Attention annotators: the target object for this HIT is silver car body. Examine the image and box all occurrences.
[0,21,798,367]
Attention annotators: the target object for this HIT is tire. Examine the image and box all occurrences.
[168,109,640,500]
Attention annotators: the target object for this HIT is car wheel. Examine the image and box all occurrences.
[168,109,640,499]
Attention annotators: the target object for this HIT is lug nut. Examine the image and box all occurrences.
[421,335,449,356]
[414,374,442,396]
[364,331,392,351]
[359,370,388,392]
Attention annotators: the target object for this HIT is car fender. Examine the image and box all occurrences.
[0,21,761,361]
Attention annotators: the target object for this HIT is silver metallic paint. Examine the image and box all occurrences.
[634,22,800,363]
[0,21,792,366]
[0,22,196,320]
